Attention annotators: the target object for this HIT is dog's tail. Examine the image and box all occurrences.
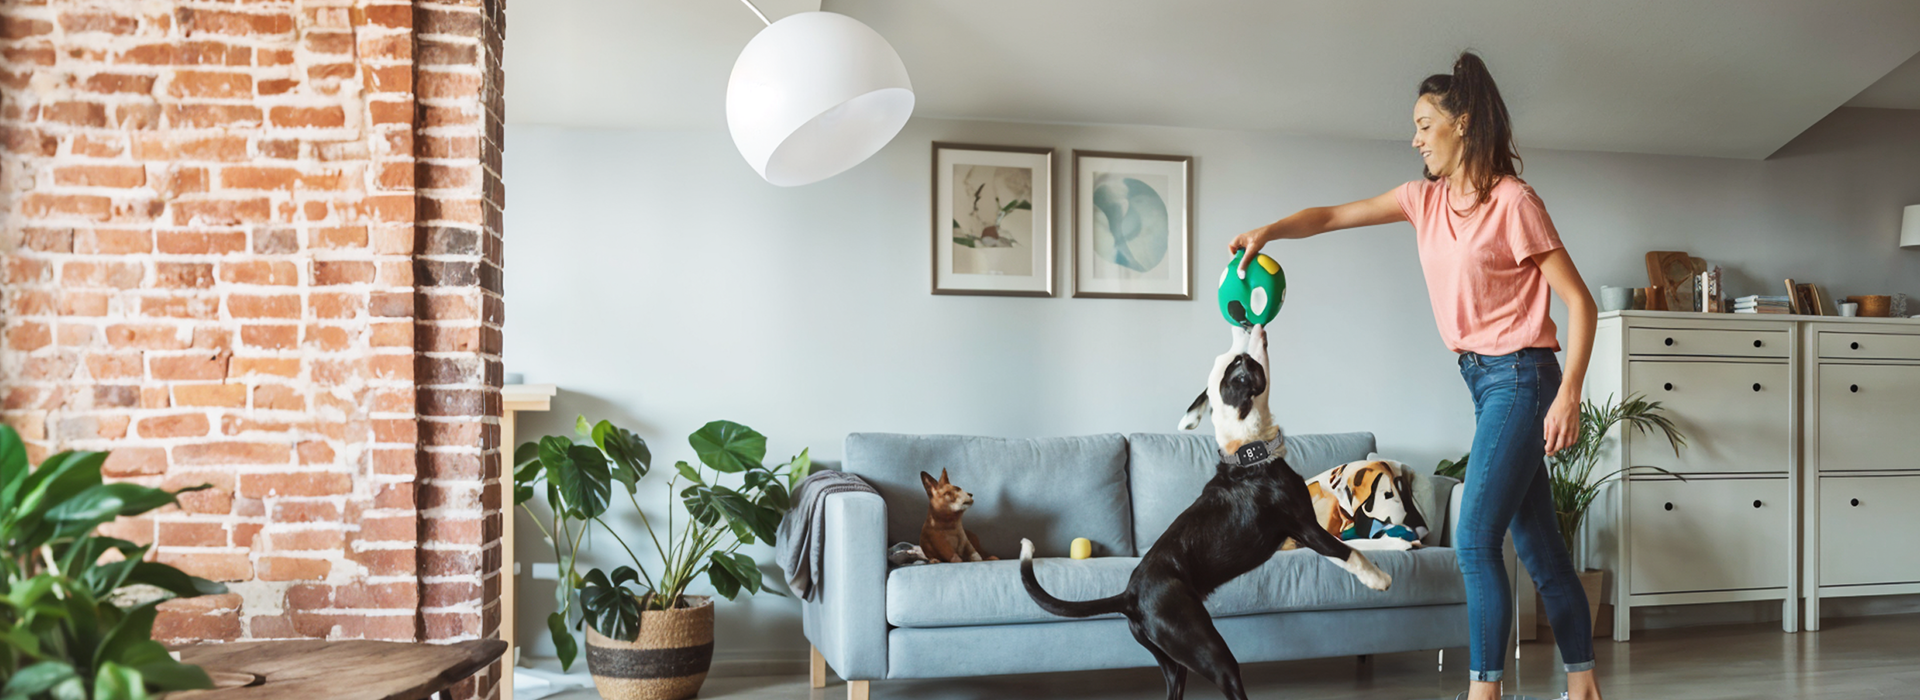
[1019,539,1129,618]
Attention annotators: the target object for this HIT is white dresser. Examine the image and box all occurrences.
[1585,311,1800,641]
[1801,321,1920,629]
[1584,311,1920,641]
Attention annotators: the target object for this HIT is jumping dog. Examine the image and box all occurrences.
[1020,324,1392,700]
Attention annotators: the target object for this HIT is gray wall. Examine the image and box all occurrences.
[504,108,1920,665]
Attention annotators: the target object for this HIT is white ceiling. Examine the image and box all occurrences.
[506,1,1920,159]
[1847,50,1920,109]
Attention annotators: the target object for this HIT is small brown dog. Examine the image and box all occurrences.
[919,469,996,563]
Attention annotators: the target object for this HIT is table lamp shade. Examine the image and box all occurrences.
[1904,204,1920,248]
[726,12,914,187]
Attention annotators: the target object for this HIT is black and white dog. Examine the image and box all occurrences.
[1021,324,1391,700]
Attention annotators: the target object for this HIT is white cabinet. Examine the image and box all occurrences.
[1803,323,1920,630]
[1586,312,1801,642]
[1588,311,1920,641]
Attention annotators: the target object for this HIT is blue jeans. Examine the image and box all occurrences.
[1456,348,1595,682]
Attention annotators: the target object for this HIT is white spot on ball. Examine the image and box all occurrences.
[1251,287,1268,316]
[1219,266,1229,286]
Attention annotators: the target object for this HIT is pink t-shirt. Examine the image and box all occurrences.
[1394,176,1564,355]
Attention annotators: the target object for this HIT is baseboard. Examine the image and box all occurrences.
[1631,593,1920,631]
[708,650,810,678]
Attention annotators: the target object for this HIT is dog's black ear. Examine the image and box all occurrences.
[1177,389,1209,430]
[1219,355,1269,420]
[920,471,938,495]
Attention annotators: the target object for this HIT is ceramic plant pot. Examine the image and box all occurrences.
[586,596,714,700]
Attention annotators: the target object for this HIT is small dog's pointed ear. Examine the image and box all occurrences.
[939,468,950,485]
[920,471,938,495]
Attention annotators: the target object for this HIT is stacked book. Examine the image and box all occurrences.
[1733,295,1791,314]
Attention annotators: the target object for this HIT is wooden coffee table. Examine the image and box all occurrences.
[167,639,508,700]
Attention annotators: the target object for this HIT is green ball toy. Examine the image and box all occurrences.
[1217,251,1286,327]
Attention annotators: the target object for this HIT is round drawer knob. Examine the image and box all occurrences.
[1851,341,1860,350]
[1664,502,1674,511]
[1664,382,1674,391]
[1664,337,1675,346]
[1753,339,1763,348]
[1752,383,1762,392]
[1851,498,1861,507]
[1850,384,1860,393]
[1752,500,1763,509]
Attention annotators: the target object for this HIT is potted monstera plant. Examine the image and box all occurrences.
[0,426,229,699]
[515,418,804,700]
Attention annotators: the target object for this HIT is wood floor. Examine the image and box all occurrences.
[545,613,1920,699]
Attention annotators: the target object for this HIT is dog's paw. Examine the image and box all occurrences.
[1365,571,1392,591]
[1381,538,1414,551]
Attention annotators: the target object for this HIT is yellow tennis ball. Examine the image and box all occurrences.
[1070,538,1092,559]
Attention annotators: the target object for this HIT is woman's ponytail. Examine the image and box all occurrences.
[1419,50,1521,210]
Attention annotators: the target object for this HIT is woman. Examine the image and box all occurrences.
[1231,52,1601,700]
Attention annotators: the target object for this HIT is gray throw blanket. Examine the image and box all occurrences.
[775,469,878,602]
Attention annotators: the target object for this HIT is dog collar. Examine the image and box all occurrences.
[1219,436,1286,468]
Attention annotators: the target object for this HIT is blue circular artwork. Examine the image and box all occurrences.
[1091,175,1169,273]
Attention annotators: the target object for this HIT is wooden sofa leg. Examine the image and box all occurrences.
[810,646,826,689]
[848,679,870,700]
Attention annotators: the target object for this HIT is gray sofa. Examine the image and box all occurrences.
[801,431,1467,697]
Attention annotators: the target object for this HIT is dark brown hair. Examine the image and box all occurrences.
[1419,51,1521,210]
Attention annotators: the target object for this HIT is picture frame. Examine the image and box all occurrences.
[1071,150,1193,300]
[931,142,1055,297]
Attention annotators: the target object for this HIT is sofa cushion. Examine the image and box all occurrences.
[1127,432,1377,550]
[844,433,1133,559]
[885,547,1464,628]
[1367,452,1459,547]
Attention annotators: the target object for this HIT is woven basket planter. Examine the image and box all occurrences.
[586,596,714,700]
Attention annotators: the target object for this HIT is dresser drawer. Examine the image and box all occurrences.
[1815,364,1920,471]
[1629,328,1787,358]
[1629,361,1790,473]
[1629,478,1788,595]
[1819,476,1920,586]
[1816,332,1920,361]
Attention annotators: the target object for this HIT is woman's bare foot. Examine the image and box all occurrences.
[1466,680,1501,700]
[1567,668,1603,700]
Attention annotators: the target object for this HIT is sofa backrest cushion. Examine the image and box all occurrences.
[1126,432,1377,550]
[843,433,1134,559]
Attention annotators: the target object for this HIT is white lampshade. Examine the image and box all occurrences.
[1904,204,1920,248]
[726,12,914,187]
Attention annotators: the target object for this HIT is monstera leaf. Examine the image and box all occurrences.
[688,421,765,473]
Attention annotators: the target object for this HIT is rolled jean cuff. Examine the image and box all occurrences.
[1564,660,1595,673]
[1469,669,1504,683]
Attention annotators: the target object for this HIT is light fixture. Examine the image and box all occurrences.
[1903,204,1920,249]
[725,3,914,187]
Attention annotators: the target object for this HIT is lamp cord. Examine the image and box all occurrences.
[737,0,771,26]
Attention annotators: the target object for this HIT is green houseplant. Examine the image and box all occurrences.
[0,426,229,700]
[1543,393,1687,635]
[514,418,805,700]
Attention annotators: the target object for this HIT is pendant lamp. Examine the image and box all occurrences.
[725,5,914,187]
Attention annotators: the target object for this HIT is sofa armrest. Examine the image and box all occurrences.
[800,491,888,680]
[1445,482,1466,548]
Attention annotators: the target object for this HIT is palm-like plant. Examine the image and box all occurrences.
[1547,394,1688,557]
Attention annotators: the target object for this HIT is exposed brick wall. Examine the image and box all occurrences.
[412,0,504,696]
[0,0,502,695]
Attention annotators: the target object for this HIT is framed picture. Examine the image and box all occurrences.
[931,142,1054,296]
[1071,150,1193,299]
